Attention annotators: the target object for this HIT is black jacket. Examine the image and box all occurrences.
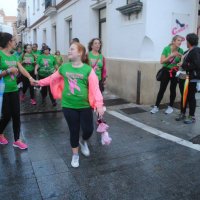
[182,47,200,79]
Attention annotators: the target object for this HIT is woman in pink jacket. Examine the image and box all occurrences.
[35,42,104,168]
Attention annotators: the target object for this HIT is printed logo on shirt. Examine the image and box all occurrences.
[43,59,50,67]
[90,59,101,72]
[24,57,32,64]
[5,61,17,80]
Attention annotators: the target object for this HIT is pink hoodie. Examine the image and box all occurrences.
[38,69,103,109]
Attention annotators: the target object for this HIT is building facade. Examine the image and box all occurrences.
[21,0,199,104]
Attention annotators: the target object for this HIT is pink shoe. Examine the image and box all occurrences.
[30,99,37,105]
[0,135,8,145]
[13,140,28,150]
[20,94,25,101]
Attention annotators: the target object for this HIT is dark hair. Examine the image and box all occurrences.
[72,38,80,43]
[43,46,51,52]
[88,38,102,52]
[33,43,38,47]
[186,33,199,46]
[0,32,13,48]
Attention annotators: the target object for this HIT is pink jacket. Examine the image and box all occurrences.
[38,70,103,109]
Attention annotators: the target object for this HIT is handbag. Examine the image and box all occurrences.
[156,56,176,81]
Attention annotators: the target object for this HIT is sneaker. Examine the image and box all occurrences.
[0,135,8,145]
[165,106,173,114]
[20,94,25,101]
[175,113,186,121]
[71,154,79,168]
[79,140,90,157]
[30,99,37,105]
[150,106,159,114]
[13,140,28,150]
[184,116,196,124]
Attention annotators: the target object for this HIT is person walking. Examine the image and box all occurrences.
[88,38,107,93]
[36,42,104,168]
[151,35,184,114]
[35,46,57,106]
[19,44,37,105]
[54,50,63,67]
[0,32,35,149]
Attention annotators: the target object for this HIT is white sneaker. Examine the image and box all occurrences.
[79,140,90,157]
[71,154,79,168]
[150,106,159,114]
[165,106,173,114]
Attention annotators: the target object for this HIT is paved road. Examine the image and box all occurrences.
[1,91,200,200]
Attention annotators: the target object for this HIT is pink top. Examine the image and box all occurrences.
[38,69,103,109]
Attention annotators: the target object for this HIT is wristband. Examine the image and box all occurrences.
[29,77,33,81]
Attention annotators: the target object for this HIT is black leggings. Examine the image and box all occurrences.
[39,75,56,104]
[0,91,20,141]
[155,69,178,107]
[179,79,197,116]
[21,71,35,99]
[63,108,94,148]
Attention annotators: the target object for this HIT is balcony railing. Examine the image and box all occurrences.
[44,0,57,16]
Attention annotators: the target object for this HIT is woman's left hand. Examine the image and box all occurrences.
[96,106,105,117]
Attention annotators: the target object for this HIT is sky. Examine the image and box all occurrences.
[0,0,17,16]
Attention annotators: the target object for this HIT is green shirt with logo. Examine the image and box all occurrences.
[88,51,103,80]
[0,50,18,93]
[162,46,184,69]
[59,62,92,109]
[19,53,35,72]
[37,54,56,77]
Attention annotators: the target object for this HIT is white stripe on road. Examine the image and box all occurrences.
[107,110,200,152]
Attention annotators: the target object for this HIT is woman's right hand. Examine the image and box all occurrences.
[171,51,181,58]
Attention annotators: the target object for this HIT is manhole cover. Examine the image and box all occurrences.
[104,98,129,106]
[121,107,147,114]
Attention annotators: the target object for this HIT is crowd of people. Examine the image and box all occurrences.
[0,31,200,168]
[0,32,107,168]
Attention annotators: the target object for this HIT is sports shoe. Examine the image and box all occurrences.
[150,106,159,114]
[0,135,8,145]
[71,154,79,168]
[184,116,196,124]
[165,106,173,114]
[20,94,25,101]
[13,140,28,150]
[79,140,90,157]
[30,99,37,105]
[175,113,186,121]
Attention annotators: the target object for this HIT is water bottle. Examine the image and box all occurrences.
[0,70,5,117]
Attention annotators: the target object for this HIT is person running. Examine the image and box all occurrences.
[32,43,41,59]
[0,32,35,149]
[36,42,104,168]
[151,35,184,114]
[54,50,63,67]
[35,46,57,106]
[19,44,37,105]
[176,33,200,124]
[87,38,107,93]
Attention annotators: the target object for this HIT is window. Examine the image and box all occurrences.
[68,20,72,45]
[43,29,47,44]
[37,0,40,10]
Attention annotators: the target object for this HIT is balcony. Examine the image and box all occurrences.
[17,19,27,32]
[18,0,26,8]
[116,1,143,16]
[44,0,57,16]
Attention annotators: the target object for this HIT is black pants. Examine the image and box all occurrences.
[63,108,94,148]
[179,79,197,116]
[99,80,104,93]
[39,75,56,104]
[21,71,35,99]
[0,91,20,141]
[155,70,178,107]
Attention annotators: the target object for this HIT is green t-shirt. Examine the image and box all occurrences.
[32,50,41,59]
[54,55,63,67]
[0,50,18,93]
[37,54,56,77]
[162,46,184,69]
[19,53,35,72]
[59,63,92,109]
[88,52,103,80]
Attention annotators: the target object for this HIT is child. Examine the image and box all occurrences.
[36,42,104,168]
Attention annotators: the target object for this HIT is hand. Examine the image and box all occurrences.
[177,62,182,67]
[172,51,181,57]
[30,79,39,86]
[96,106,105,117]
[9,67,18,75]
